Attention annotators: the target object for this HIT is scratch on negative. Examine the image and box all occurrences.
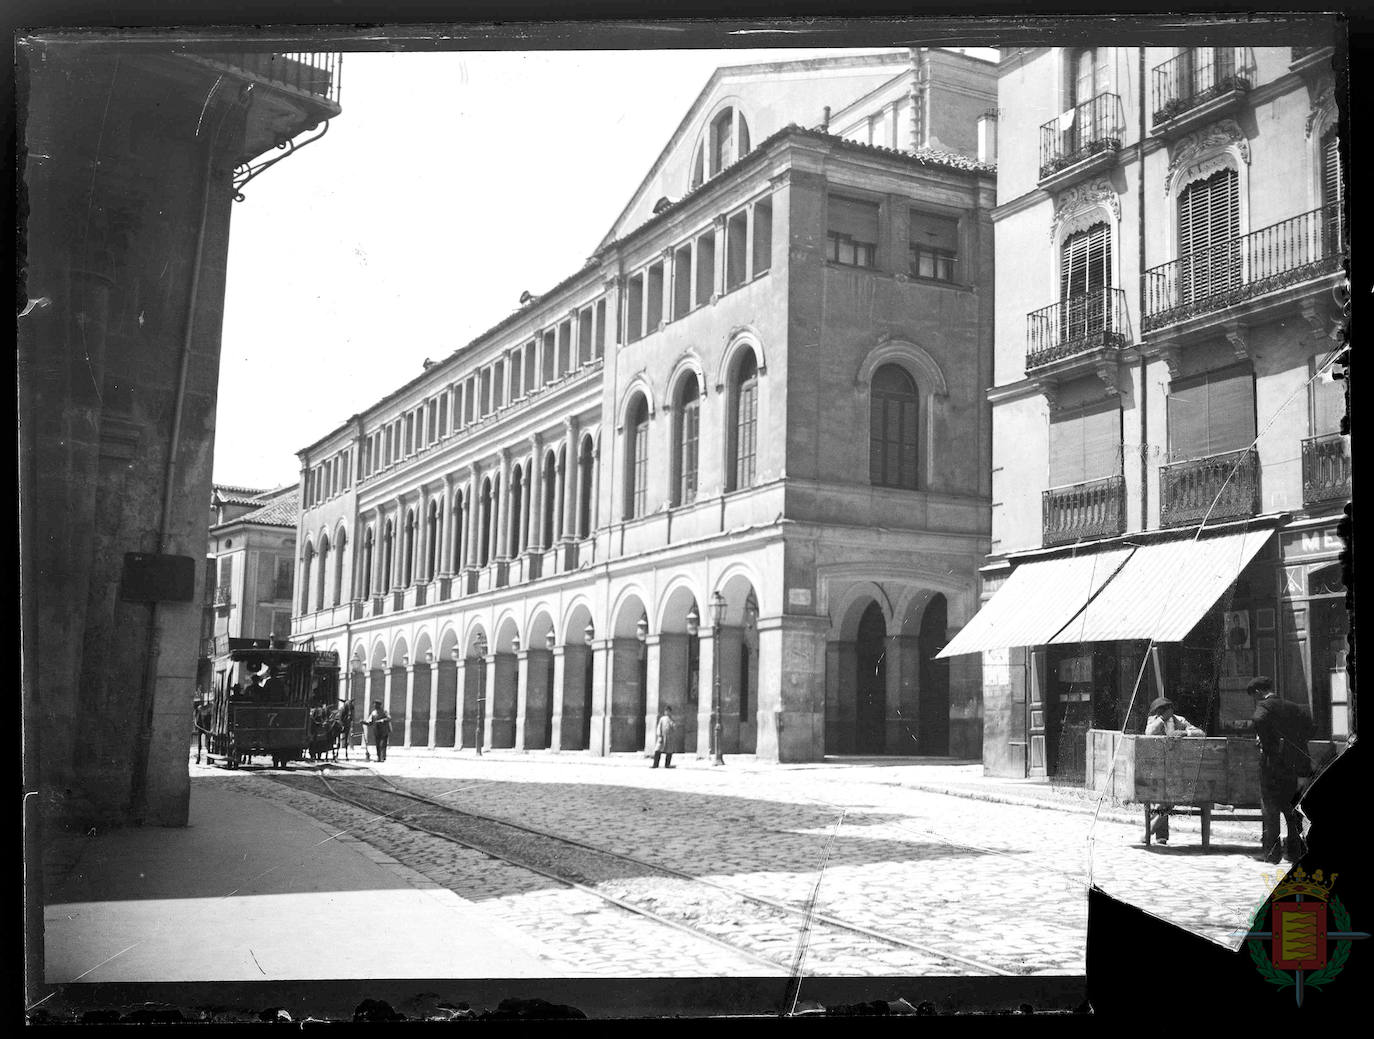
[249,948,267,975]
[784,808,846,1016]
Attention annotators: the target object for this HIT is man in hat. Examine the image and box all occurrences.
[1248,676,1314,863]
[1143,697,1204,844]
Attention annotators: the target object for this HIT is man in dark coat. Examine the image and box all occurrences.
[1248,676,1315,863]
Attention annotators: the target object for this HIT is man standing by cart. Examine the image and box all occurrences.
[1248,676,1315,863]
[365,701,391,763]
[1143,697,1205,845]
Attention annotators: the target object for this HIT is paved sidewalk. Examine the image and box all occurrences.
[42,773,557,983]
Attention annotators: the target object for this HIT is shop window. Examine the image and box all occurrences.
[909,211,959,282]
[1167,365,1255,461]
[827,196,879,268]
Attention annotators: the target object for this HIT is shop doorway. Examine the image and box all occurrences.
[855,602,887,753]
[917,594,949,754]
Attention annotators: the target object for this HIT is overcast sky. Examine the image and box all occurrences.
[214,47,995,489]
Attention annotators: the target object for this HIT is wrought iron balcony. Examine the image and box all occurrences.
[1151,48,1252,127]
[1302,432,1351,506]
[1026,287,1130,371]
[1160,448,1260,527]
[188,52,342,106]
[1142,205,1344,332]
[1043,474,1126,547]
[1039,93,1124,182]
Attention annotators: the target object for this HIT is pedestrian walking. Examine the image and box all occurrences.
[365,700,392,763]
[651,705,677,769]
[1143,696,1204,845]
[1248,676,1314,863]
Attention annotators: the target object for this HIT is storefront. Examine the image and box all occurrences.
[948,517,1346,781]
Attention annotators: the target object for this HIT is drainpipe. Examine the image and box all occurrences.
[1137,47,1149,531]
[129,87,242,823]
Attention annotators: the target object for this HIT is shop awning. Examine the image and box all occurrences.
[936,547,1135,658]
[1048,527,1275,645]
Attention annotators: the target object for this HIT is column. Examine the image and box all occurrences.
[550,645,568,749]
[588,638,610,756]
[498,448,513,560]
[764,617,827,763]
[561,417,579,541]
[388,660,407,743]
[476,474,490,567]
[642,634,662,754]
[696,629,717,758]
[656,632,689,751]
[401,662,417,746]
[717,626,743,754]
[527,436,544,552]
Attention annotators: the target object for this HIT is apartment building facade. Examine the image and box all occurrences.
[939,41,1348,780]
[293,50,999,762]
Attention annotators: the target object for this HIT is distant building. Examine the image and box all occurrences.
[19,44,342,829]
[293,49,1000,762]
[941,40,1348,780]
[198,485,300,691]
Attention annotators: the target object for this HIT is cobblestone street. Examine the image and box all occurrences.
[215,750,1286,978]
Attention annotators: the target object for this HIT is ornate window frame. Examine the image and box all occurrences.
[1163,117,1251,258]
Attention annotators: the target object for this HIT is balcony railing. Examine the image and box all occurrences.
[1302,433,1351,506]
[1043,475,1126,547]
[1160,448,1260,527]
[1143,205,1344,331]
[1039,93,1124,181]
[1026,287,1130,370]
[1152,48,1252,125]
[196,52,342,105]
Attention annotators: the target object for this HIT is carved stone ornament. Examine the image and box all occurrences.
[1223,321,1249,362]
[1049,178,1120,242]
[1306,79,1336,139]
[1165,119,1250,195]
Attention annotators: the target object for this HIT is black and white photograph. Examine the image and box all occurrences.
[17,11,1362,1021]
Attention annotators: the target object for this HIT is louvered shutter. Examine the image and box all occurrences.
[1321,128,1344,253]
[1049,403,1121,487]
[1061,223,1111,299]
[1168,365,1254,460]
[1178,169,1238,298]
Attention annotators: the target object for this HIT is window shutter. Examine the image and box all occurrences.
[1047,403,1120,488]
[828,197,880,242]
[1205,366,1255,454]
[1179,169,1238,295]
[1312,365,1344,435]
[869,400,885,485]
[899,399,919,487]
[1061,223,1110,299]
[1321,129,1343,209]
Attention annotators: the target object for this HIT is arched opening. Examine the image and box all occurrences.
[855,602,888,754]
[524,612,555,750]
[300,542,315,614]
[577,435,594,537]
[541,451,557,548]
[560,604,596,751]
[479,477,493,566]
[316,535,330,612]
[917,594,950,755]
[333,529,347,606]
[402,512,415,586]
[381,519,394,593]
[870,363,919,490]
[425,500,439,580]
[361,527,374,598]
[510,464,525,556]
[610,597,649,751]
[673,374,700,506]
[624,395,649,519]
[727,351,758,492]
[451,490,465,573]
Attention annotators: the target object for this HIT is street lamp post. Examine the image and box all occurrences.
[710,591,726,766]
[474,631,487,756]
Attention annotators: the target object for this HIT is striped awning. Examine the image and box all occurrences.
[1048,528,1274,644]
[936,548,1134,658]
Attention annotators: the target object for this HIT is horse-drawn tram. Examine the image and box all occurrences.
[205,637,341,768]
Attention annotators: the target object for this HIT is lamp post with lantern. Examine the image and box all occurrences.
[584,622,596,751]
[635,615,648,751]
[474,630,488,756]
[710,591,726,766]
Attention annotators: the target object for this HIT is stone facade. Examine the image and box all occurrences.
[294,52,998,763]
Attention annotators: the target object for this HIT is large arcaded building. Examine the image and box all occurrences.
[292,50,998,762]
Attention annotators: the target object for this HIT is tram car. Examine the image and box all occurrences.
[206,637,340,768]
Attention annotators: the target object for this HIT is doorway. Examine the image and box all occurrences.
[855,602,887,753]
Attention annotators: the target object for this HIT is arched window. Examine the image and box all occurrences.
[425,501,439,580]
[316,536,330,612]
[554,447,566,541]
[692,107,752,189]
[451,491,464,571]
[479,478,493,566]
[362,527,374,599]
[382,520,394,593]
[510,464,525,555]
[403,511,416,585]
[673,375,700,506]
[728,352,759,492]
[577,435,594,536]
[624,395,649,519]
[333,529,347,607]
[1177,168,1238,303]
[870,363,919,490]
[541,452,557,548]
[300,543,315,614]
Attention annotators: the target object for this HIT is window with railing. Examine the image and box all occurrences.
[1039,93,1123,180]
[1152,48,1251,125]
[1302,433,1351,506]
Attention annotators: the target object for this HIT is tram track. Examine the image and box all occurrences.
[271,768,1016,977]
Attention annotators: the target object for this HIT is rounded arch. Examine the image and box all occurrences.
[526,609,556,650]
[462,620,490,657]
[711,560,765,606]
[829,580,896,641]
[413,629,435,664]
[616,378,657,431]
[665,351,708,405]
[611,588,651,639]
[368,638,388,670]
[437,624,461,661]
[714,328,767,393]
[493,613,522,654]
[389,633,410,667]
[854,339,949,398]
[716,571,760,629]
[689,95,753,190]
[562,599,596,645]
[657,577,704,634]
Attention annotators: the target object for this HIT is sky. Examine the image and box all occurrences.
[214,46,996,489]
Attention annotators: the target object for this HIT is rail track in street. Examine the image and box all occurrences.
[269,768,1019,977]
